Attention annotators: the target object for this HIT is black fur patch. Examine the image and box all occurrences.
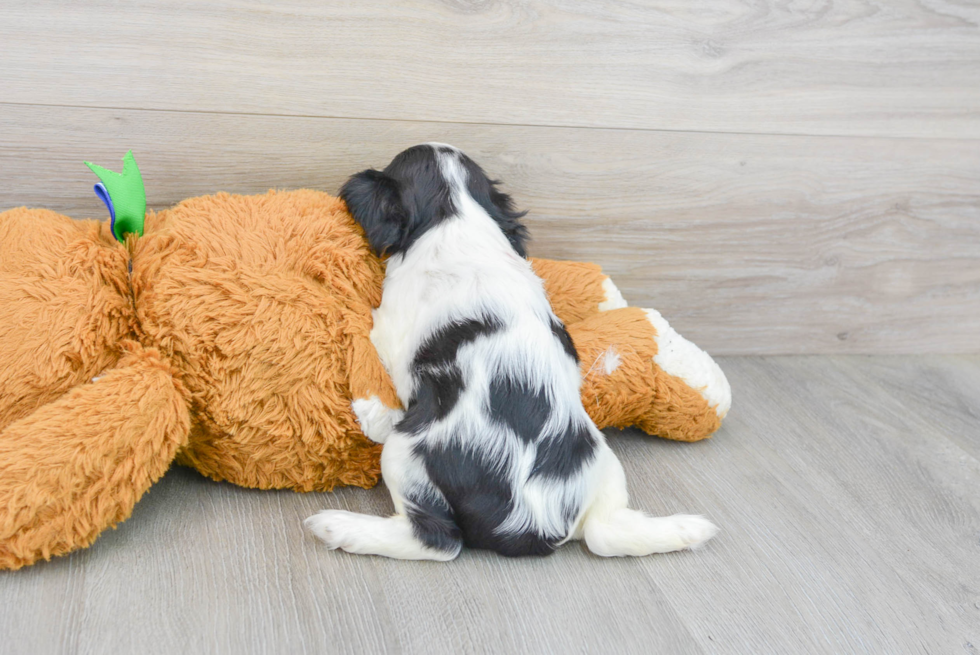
[414,316,502,371]
[416,440,556,557]
[488,377,551,444]
[550,318,579,363]
[397,316,502,435]
[404,487,462,554]
[458,152,529,257]
[397,366,464,435]
[530,423,597,480]
[491,532,557,558]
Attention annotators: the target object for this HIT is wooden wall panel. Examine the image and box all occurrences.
[2,105,977,354]
[2,0,979,137]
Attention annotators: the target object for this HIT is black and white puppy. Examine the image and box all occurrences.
[305,144,718,559]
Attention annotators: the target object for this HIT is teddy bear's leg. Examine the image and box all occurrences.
[595,274,731,423]
[0,342,190,570]
[531,256,730,439]
[569,307,729,442]
[640,308,731,421]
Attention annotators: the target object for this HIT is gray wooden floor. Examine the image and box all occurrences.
[2,355,977,654]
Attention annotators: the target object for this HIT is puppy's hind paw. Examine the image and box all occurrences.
[304,510,357,550]
[671,514,719,550]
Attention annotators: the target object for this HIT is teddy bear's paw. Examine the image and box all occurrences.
[352,396,405,444]
[643,309,732,419]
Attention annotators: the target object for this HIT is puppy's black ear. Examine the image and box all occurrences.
[482,184,529,258]
[340,169,408,256]
[459,156,529,258]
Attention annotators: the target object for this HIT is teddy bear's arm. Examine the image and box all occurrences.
[0,209,133,434]
[0,342,190,570]
[530,257,627,325]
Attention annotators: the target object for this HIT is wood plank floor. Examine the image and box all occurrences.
[2,356,977,654]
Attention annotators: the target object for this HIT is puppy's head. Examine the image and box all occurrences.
[340,144,528,258]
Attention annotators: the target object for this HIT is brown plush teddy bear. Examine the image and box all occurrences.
[0,184,729,570]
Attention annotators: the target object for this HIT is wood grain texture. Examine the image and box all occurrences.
[635,355,980,652]
[1,356,978,654]
[2,104,978,355]
[2,0,979,138]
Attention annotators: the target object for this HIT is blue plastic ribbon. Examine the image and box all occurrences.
[93,182,117,235]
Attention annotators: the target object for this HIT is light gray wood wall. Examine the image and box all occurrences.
[1,1,978,354]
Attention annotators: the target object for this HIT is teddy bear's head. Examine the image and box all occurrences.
[130,190,387,491]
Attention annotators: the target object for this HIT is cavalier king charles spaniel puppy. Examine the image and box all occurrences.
[305,144,717,560]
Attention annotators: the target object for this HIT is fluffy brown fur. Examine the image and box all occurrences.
[0,190,723,570]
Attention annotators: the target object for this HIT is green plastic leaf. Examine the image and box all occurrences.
[85,151,146,242]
